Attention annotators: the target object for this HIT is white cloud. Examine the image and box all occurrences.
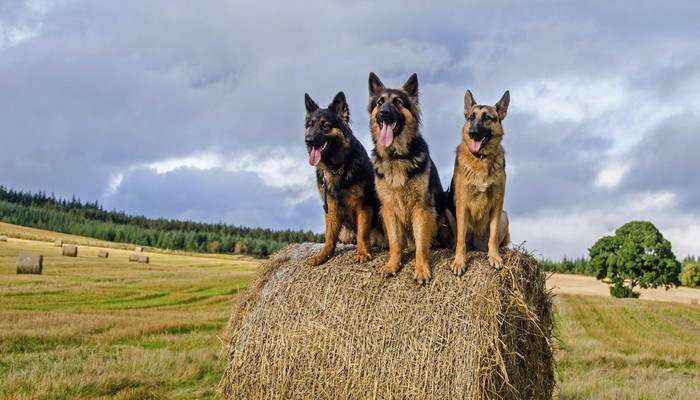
[595,162,630,189]
[513,189,688,260]
[103,173,123,197]
[0,0,70,50]
[664,222,700,259]
[146,153,224,174]
[225,149,318,206]
[518,77,625,124]
[104,148,318,206]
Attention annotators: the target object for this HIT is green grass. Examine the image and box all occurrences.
[0,233,258,399]
[553,294,700,399]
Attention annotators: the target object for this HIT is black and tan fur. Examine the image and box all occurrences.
[368,72,454,284]
[448,90,511,274]
[305,91,382,266]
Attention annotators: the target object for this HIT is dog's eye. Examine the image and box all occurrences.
[320,120,328,128]
[377,98,385,106]
[393,98,403,108]
[468,113,476,121]
[483,115,491,121]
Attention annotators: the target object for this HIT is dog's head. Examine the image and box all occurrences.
[304,91,351,167]
[367,72,421,149]
[462,90,510,154]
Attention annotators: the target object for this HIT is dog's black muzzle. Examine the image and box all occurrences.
[305,133,326,149]
[469,124,492,144]
[380,103,403,122]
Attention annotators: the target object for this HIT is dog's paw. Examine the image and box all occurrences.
[488,252,504,269]
[357,249,372,263]
[379,261,400,276]
[451,256,466,276]
[307,254,328,266]
[414,263,432,285]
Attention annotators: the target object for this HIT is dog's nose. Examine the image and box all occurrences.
[379,108,391,119]
[305,135,314,144]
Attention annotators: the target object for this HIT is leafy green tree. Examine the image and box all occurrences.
[589,221,680,298]
[680,261,700,287]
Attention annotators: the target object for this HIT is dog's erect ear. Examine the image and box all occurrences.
[368,72,385,97]
[329,91,350,123]
[496,90,510,121]
[305,93,319,114]
[464,90,476,112]
[402,73,419,98]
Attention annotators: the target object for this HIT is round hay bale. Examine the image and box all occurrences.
[220,243,554,400]
[129,254,139,262]
[137,255,149,264]
[0,235,7,242]
[17,254,43,274]
[98,250,109,258]
[62,245,78,257]
[135,246,143,252]
[55,240,63,247]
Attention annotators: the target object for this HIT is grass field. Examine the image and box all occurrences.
[1,223,699,399]
[554,293,700,399]
[0,225,258,399]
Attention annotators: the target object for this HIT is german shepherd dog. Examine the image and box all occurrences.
[368,72,454,284]
[448,90,511,274]
[304,91,382,265]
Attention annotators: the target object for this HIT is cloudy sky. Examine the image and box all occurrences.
[2,0,699,260]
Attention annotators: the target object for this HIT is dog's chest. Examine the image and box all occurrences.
[463,166,495,194]
[376,161,407,188]
[459,163,500,219]
[373,158,429,219]
[373,157,422,189]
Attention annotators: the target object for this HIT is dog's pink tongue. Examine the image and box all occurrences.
[379,123,394,147]
[309,147,322,166]
[470,139,483,152]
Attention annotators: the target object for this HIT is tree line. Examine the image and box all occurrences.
[0,186,323,257]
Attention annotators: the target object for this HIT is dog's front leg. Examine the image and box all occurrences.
[451,190,470,276]
[412,206,436,284]
[308,201,341,266]
[356,205,373,263]
[487,198,505,269]
[379,204,402,276]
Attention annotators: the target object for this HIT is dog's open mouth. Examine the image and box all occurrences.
[470,135,490,152]
[379,121,398,148]
[309,142,328,166]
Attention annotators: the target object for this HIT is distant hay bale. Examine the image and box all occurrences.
[135,246,143,252]
[62,245,78,257]
[55,240,63,247]
[221,243,554,400]
[0,235,7,242]
[17,254,43,274]
[691,298,698,305]
[137,255,149,264]
[129,254,139,262]
[98,250,109,258]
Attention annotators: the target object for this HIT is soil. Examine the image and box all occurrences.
[547,273,700,305]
